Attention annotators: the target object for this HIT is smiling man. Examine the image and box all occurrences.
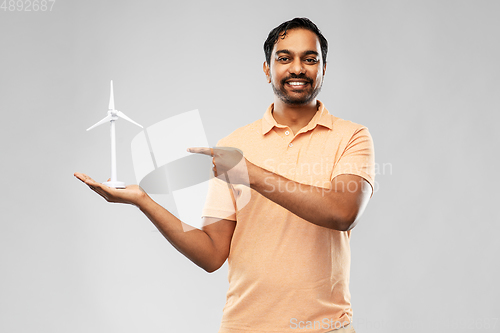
[76,18,374,333]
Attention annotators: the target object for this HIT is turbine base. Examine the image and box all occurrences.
[103,181,126,189]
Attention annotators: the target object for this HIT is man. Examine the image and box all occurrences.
[75,18,374,333]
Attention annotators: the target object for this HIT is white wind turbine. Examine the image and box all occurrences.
[87,80,143,188]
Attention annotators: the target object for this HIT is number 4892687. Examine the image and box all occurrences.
[1,0,56,11]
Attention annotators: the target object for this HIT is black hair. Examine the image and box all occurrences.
[263,17,328,68]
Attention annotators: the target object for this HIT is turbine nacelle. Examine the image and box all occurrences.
[87,81,143,131]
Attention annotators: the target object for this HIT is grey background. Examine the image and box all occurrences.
[1,0,499,332]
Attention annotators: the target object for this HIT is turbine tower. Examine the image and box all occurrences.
[87,80,143,188]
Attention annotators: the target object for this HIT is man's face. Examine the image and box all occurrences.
[264,28,326,105]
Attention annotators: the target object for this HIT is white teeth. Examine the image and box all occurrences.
[288,81,306,86]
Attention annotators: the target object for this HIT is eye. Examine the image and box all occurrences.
[305,58,319,64]
[278,57,290,62]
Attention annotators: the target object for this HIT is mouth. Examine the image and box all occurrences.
[284,80,311,89]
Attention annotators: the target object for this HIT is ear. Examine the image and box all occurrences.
[323,62,327,76]
[263,61,271,83]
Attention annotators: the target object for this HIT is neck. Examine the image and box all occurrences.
[272,98,319,134]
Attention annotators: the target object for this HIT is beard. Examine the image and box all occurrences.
[271,73,323,105]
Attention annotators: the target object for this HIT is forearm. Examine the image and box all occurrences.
[136,193,221,272]
[249,165,354,231]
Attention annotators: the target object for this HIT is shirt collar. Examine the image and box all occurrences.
[261,100,333,135]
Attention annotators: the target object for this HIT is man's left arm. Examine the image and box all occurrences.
[188,145,373,232]
[249,168,372,231]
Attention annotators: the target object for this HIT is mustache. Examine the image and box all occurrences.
[280,74,313,85]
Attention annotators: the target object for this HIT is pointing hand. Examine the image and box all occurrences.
[187,147,251,186]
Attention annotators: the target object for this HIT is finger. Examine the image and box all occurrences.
[74,172,90,182]
[92,188,110,202]
[74,172,97,183]
[187,147,213,156]
[94,186,109,198]
[84,177,100,187]
[89,183,114,200]
[75,173,106,190]
[75,173,100,188]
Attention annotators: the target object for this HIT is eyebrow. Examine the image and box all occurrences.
[275,49,319,57]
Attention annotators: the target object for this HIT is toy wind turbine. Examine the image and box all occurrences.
[86,80,143,188]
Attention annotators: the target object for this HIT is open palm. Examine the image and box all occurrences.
[74,172,146,206]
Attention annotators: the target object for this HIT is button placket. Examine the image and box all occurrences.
[278,127,294,149]
[286,129,297,149]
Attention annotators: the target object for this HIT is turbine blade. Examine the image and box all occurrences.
[108,80,115,110]
[86,114,113,131]
[116,111,143,128]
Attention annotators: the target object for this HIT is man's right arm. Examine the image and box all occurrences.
[74,172,235,273]
[138,195,235,273]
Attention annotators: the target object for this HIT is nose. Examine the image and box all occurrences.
[289,59,304,75]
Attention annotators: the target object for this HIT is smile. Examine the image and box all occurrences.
[284,79,312,89]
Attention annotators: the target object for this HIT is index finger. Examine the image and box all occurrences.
[187,147,213,156]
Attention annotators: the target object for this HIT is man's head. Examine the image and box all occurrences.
[263,18,328,105]
[264,18,328,70]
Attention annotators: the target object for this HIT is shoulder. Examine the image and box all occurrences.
[332,116,368,134]
[320,102,370,138]
[329,114,372,145]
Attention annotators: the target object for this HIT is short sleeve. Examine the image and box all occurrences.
[201,140,237,221]
[331,126,375,194]
[201,176,237,221]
